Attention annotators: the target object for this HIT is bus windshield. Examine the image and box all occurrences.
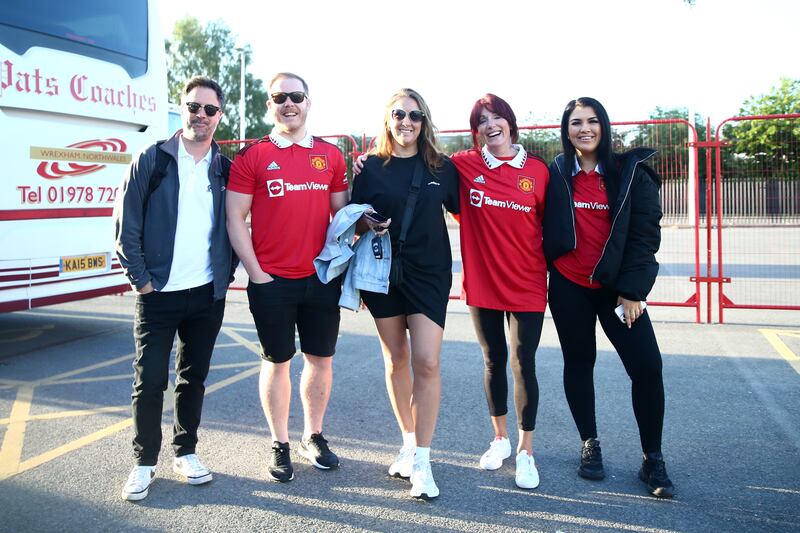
[0,0,148,77]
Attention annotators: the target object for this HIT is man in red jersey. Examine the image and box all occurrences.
[226,72,348,483]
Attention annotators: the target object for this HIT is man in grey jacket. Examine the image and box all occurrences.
[114,76,235,501]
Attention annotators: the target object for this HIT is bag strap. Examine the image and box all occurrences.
[143,141,232,215]
[142,140,170,218]
[394,157,425,257]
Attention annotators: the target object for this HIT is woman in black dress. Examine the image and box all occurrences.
[543,97,674,498]
[350,88,458,500]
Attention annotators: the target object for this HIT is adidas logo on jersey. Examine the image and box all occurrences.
[474,175,486,184]
[267,161,281,171]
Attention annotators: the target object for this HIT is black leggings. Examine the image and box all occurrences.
[548,268,665,453]
[469,307,544,431]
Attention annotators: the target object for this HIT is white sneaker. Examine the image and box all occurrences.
[388,446,415,479]
[409,459,439,500]
[515,450,540,489]
[479,437,511,470]
[121,465,156,501]
[173,454,212,485]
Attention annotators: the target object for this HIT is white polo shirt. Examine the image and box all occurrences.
[161,137,215,291]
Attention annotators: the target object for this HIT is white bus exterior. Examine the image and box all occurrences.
[0,0,167,312]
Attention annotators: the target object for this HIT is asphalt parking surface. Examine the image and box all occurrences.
[1,291,799,532]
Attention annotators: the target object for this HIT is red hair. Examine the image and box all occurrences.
[468,93,519,148]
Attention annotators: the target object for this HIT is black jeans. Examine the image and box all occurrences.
[548,268,665,453]
[131,282,225,466]
[469,307,544,431]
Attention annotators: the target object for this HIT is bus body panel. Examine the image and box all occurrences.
[0,0,167,311]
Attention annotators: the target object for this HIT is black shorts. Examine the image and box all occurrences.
[361,284,447,329]
[246,274,341,363]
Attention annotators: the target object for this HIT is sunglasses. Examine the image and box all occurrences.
[185,102,221,116]
[271,91,307,104]
[391,109,425,123]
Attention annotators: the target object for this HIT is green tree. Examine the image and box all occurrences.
[723,77,800,165]
[165,17,271,143]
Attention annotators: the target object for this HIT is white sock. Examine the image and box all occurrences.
[402,432,416,449]
[415,446,430,463]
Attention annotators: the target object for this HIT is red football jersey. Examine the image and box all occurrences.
[451,147,549,312]
[553,168,611,288]
[227,133,348,278]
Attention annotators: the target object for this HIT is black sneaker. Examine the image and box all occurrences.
[268,441,294,483]
[638,452,675,499]
[578,438,605,480]
[299,433,339,470]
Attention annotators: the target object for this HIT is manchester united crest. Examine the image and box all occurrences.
[517,175,535,194]
[310,155,328,172]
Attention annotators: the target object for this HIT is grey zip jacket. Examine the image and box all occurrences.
[113,131,235,301]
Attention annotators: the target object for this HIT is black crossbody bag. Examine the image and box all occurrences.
[389,157,424,287]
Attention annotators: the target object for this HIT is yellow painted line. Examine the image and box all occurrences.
[0,405,128,425]
[39,362,257,388]
[0,363,257,424]
[0,327,260,480]
[205,366,260,394]
[9,418,134,481]
[204,328,262,393]
[20,311,133,324]
[33,352,135,386]
[220,327,263,357]
[759,329,800,361]
[42,373,133,386]
[221,325,259,334]
[0,324,55,344]
[0,386,34,479]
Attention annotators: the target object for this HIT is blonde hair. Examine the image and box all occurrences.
[372,88,444,172]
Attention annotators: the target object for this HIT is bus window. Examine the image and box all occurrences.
[1,0,149,77]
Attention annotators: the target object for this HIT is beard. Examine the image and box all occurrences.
[184,119,214,142]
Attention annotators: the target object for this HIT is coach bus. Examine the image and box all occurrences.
[0,0,167,312]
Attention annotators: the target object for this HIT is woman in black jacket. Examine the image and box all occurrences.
[543,97,674,499]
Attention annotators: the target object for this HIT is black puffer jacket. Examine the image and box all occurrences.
[543,147,662,301]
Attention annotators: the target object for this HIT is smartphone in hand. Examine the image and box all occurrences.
[615,301,647,323]
[364,211,389,224]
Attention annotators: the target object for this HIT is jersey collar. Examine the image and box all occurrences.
[481,144,527,169]
[572,155,603,176]
[269,131,314,149]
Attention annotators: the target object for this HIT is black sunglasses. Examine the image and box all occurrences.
[391,109,425,123]
[186,102,221,116]
[271,91,307,104]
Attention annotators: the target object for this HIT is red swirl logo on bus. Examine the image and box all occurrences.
[35,138,129,179]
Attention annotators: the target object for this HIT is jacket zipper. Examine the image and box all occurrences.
[556,156,577,251]
[588,151,655,285]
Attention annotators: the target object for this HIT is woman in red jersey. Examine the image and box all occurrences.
[450,94,549,490]
[543,97,674,499]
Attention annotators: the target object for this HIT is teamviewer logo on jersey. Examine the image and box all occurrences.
[469,188,484,207]
[267,179,285,197]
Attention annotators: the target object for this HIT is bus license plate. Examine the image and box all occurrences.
[61,253,108,274]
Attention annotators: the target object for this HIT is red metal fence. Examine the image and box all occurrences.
[222,114,799,323]
[709,114,800,322]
